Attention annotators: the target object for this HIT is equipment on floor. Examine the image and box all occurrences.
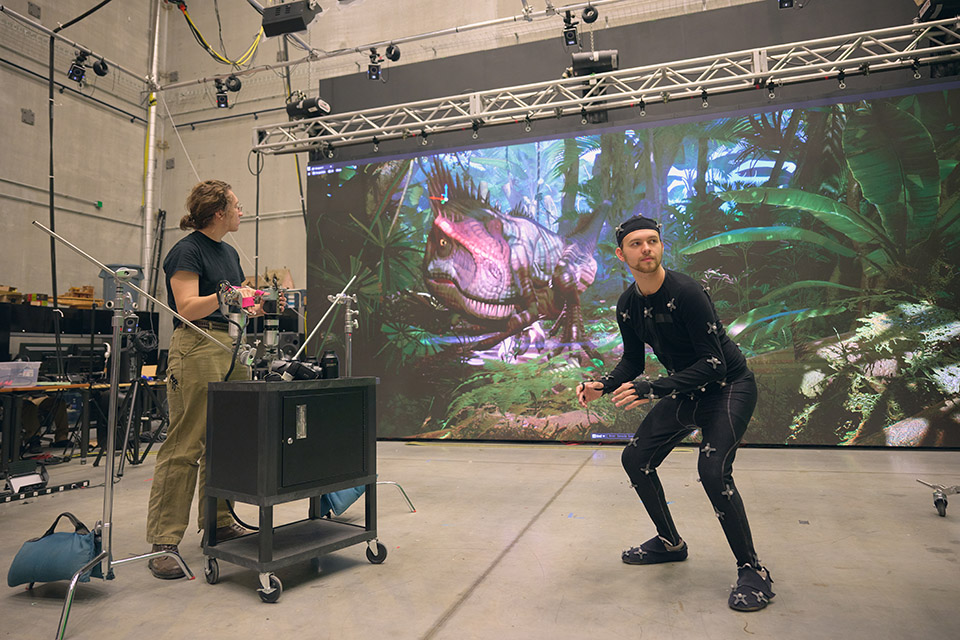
[916,479,960,516]
[3,459,48,493]
[7,512,106,587]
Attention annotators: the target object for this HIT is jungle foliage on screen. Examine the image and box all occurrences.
[307,90,960,447]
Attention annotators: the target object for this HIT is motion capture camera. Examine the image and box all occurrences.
[122,311,139,334]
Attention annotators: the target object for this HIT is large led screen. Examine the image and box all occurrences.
[306,90,960,447]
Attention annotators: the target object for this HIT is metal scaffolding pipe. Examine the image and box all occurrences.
[142,0,162,296]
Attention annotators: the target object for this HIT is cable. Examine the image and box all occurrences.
[226,500,259,531]
[158,93,202,183]
[53,0,116,34]
[173,1,263,68]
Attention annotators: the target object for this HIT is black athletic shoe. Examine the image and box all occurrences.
[728,564,775,611]
[622,535,688,565]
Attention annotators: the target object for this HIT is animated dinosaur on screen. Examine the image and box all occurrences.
[421,161,605,357]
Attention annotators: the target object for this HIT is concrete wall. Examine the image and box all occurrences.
[0,0,925,347]
[1,0,152,301]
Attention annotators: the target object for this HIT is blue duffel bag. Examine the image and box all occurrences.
[7,512,107,587]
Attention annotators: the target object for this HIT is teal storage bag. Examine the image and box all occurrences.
[7,512,105,587]
[319,485,366,517]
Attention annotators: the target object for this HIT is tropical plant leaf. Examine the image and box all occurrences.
[718,187,875,242]
[843,102,941,246]
[726,303,785,337]
[679,226,857,258]
[862,248,894,278]
[730,305,850,338]
[757,280,863,304]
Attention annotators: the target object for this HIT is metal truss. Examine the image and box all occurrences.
[252,17,960,156]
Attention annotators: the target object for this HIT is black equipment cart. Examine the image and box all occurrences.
[202,377,385,602]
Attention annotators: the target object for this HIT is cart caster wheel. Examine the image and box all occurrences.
[366,542,387,564]
[204,558,219,585]
[258,575,282,603]
[935,498,947,517]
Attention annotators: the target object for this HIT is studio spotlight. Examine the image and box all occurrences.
[701,89,709,108]
[214,79,229,108]
[225,75,242,92]
[67,51,88,84]
[570,49,618,124]
[778,0,794,8]
[261,0,321,37]
[285,91,331,119]
[837,70,846,89]
[92,58,108,77]
[582,4,599,23]
[367,48,383,80]
[918,1,960,21]
[385,44,401,62]
[562,10,579,47]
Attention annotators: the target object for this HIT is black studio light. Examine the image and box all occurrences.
[261,0,321,37]
[285,90,331,119]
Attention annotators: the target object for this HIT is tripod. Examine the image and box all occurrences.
[116,366,168,473]
[92,338,168,472]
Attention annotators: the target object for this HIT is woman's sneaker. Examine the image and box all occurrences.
[728,564,775,611]
[622,535,688,565]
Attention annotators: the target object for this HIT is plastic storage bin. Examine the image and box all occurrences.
[0,362,41,388]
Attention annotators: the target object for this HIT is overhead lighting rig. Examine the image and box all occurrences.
[252,17,960,156]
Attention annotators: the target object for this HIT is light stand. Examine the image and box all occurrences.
[292,275,357,362]
[327,292,359,377]
[31,221,239,640]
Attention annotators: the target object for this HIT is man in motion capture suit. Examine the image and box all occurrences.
[576,215,775,611]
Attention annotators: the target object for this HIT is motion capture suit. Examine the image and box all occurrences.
[600,216,761,568]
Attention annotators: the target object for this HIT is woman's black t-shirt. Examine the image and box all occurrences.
[163,231,243,327]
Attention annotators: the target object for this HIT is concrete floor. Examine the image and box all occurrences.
[1,442,958,640]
